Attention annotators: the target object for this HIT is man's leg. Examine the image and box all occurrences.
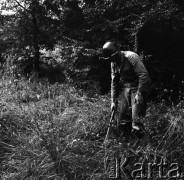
[118,88,131,124]
[131,89,147,131]
[117,88,132,138]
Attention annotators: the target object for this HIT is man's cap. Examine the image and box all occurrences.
[101,41,118,60]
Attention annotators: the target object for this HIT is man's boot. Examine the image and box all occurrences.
[132,121,145,139]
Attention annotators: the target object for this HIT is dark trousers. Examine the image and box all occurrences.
[118,88,147,127]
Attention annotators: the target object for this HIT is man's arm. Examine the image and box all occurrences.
[111,62,120,108]
[128,53,151,94]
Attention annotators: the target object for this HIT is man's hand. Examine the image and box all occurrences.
[134,93,144,104]
[111,101,117,111]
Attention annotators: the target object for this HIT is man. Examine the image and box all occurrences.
[102,41,151,137]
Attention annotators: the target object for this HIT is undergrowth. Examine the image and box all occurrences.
[0,76,184,180]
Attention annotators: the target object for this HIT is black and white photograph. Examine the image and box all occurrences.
[0,0,184,179]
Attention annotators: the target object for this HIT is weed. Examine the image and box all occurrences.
[0,76,184,179]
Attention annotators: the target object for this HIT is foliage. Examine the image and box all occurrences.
[1,0,184,89]
[2,0,183,52]
[0,77,110,179]
[0,77,184,179]
[39,38,105,95]
[1,1,184,180]
[1,0,59,48]
[81,0,184,49]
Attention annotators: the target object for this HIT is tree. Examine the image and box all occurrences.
[1,0,63,72]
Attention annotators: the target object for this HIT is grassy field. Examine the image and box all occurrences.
[0,77,184,180]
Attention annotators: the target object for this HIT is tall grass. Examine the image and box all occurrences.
[0,76,184,180]
[0,77,110,179]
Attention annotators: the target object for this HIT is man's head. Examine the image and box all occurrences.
[102,41,119,62]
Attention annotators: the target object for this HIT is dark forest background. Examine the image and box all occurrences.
[1,0,184,99]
